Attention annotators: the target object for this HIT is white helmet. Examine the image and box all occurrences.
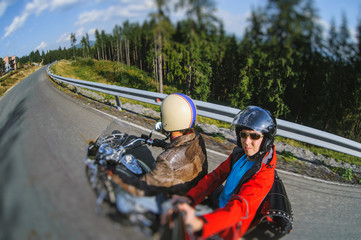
[160,93,197,132]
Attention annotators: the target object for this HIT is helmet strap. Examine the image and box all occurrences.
[247,151,265,160]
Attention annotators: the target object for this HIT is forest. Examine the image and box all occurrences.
[18,0,361,143]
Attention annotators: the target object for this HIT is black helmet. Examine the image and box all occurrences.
[232,106,277,152]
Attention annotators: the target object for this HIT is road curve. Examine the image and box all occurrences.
[0,67,149,240]
[0,67,360,240]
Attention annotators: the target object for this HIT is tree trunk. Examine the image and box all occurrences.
[108,43,112,61]
[116,39,120,63]
[126,40,130,66]
[100,43,103,60]
[110,41,114,61]
[158,52,163,93]
[187,65,192,95]
[139,48,142,70]
[153,56,158,91]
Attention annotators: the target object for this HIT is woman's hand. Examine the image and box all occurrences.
[171,194,192,205]
[160,195,191,227]
[177,203,203,232]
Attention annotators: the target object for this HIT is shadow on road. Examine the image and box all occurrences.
[0,97,27,239]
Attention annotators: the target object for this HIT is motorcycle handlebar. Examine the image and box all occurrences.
[152,139,168,148]
[141,134,150,140]
[141,134,168,149]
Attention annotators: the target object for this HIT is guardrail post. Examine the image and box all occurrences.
[74,86,78,94]
[115,96,122,110]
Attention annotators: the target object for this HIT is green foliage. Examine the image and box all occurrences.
[19,0,361,145]
[0,58,5,75]
[197,116,231,129]
[341,168,354,181]
[279,150,298,164]
[275,136,361,166]
[330,166,355,182]
[164,41,191,91]
[72,58,95,67]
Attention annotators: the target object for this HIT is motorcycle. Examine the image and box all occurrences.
[84,120,293,239]
[84,120,172,235]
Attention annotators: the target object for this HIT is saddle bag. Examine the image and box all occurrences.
[243,170,294,239]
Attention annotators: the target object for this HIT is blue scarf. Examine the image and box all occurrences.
[218,155,255,208]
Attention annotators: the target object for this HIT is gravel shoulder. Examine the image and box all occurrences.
[53,82,361,185]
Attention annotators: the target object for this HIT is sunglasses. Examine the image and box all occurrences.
[239,131,263,140]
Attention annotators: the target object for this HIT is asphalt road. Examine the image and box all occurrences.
[0,67,360,240]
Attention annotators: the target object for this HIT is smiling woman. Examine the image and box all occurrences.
[164,106,294,240]
[239,129,264,157]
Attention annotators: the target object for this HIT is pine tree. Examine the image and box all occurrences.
[70,33,77,60]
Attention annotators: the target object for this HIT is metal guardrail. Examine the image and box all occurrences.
[46,63,361,158]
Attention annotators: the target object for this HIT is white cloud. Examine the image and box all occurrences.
[87,28,97,35]
[24,0,48,16]
[316,17,358,43]
[0,1,9,18]
[49,0,85,11]
[35,41,47,50]
[215,8,250,37]
[3,0,84,39]
[4,12,29,38]
[4,0,155,40]
[0,0,16,17]
[75,27,85,38]
[4,0,47,38]
[57,32,70,43]
[75,1,156,26]
[130,0,155,11]
[56,28,84,44]
[317,17,329,32]
[76,9,102,26]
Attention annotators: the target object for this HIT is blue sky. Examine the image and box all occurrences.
[0,0,360,58]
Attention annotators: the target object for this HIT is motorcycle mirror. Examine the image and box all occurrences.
[154,122,163,132]
[148,121,163,139]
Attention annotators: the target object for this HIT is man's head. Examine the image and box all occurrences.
[232,106,277,157]
[160,93,197,132]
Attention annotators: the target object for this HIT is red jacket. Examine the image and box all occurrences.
[186,145,277,239]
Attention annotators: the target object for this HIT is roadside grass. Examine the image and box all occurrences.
[278,150,299,164]
[51,59,178,93]
[275,137,361,182]
[275,136,361,166]
[51,60,230,125]
[51,61,81,80]
[0,66,41,96]
[51,59,361,174]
